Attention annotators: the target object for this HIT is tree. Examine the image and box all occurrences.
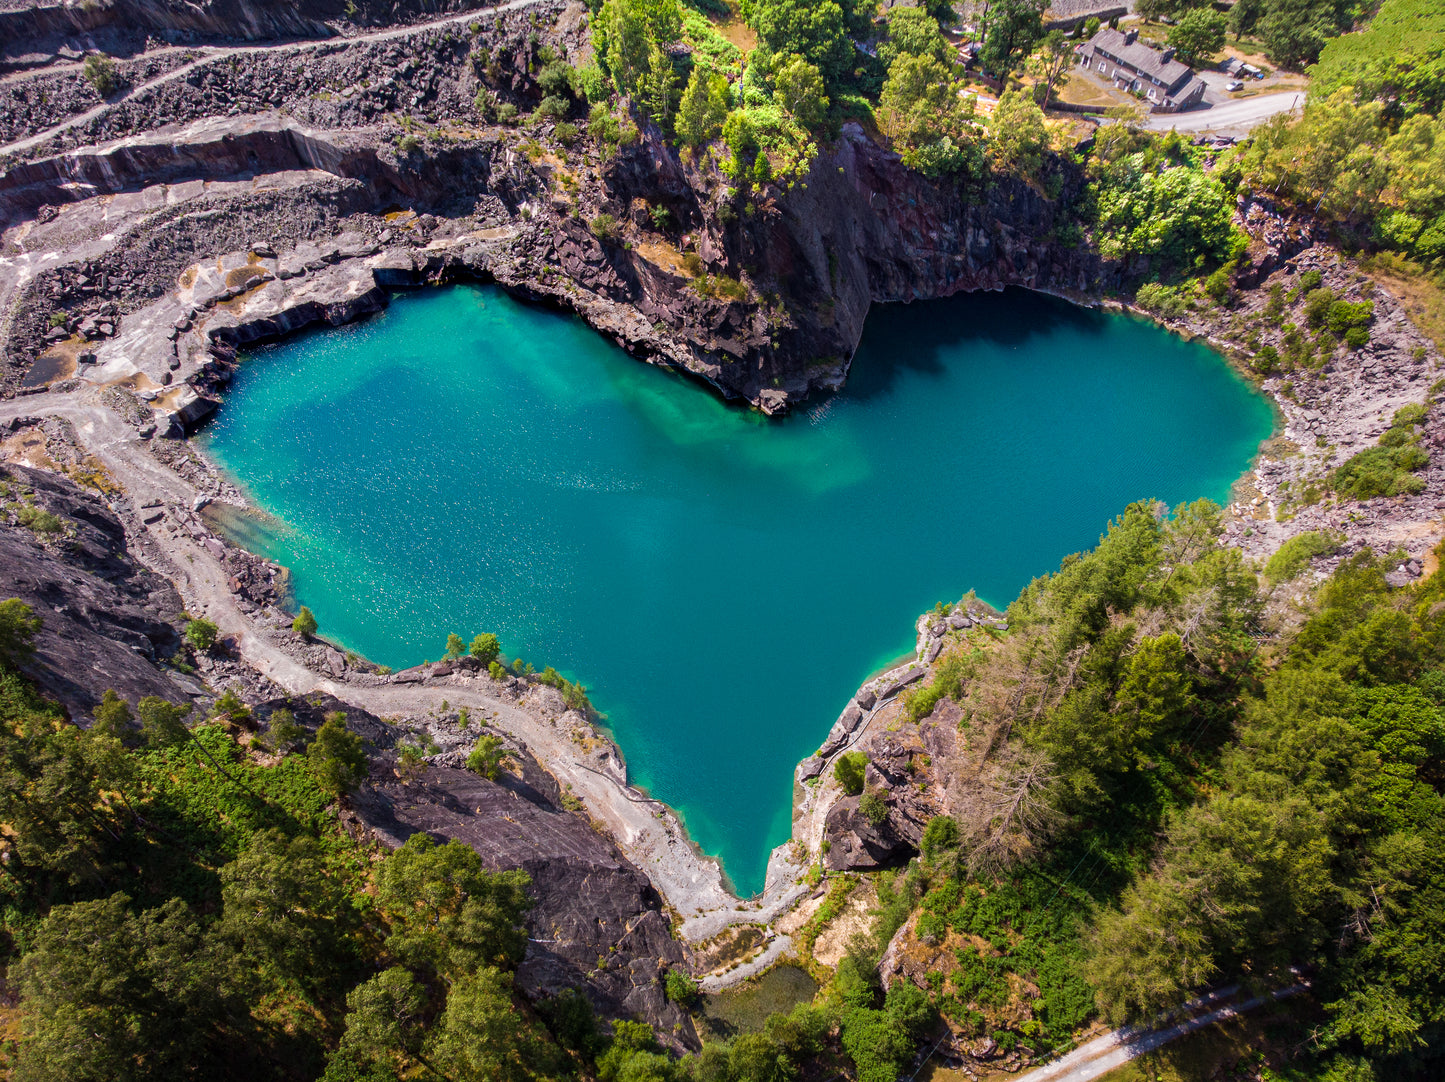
[307,711,367,795]
[1094,157,1234,268]
[990,89,1050,176]
[676,67,730,147]
[0,597,41,668]
[444,633,467,661]
[374,833,531,979]
[878,53,984,177]
[82,53,118,96]
[878,6,950,67]
[979,0,1045,76]
[264,706,305,752]
[1258,0,1351,69]
[137,695,191,748]
[336,966,429,1075]
[12,893,240,1082]
[220,829,346,994]
[92,690,132,738]
[293,606,318,638]
[594,0,683,97]
[211,688,251,727]
[426,968,561,1082]
[643,40,680,130]
[664,969,700,1007]
[745,0,854,88]
[184,617,218,652]
[772,53,828,128]
[1026,29,1073,109]
[1167,8,1226,66]
[469,633,501,664]
[833,750,867,795]
[466,734,512,781]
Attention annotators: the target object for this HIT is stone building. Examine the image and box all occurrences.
[1077,26,1208,112]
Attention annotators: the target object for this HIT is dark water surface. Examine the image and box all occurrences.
[203,284,1273,895]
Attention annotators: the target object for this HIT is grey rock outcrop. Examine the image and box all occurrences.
[0,461,190,716]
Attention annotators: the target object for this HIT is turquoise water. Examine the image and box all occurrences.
[203,284,1273,896]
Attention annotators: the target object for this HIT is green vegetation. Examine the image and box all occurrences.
[470,631,501,664]
[82,53,118,96]
[293,605,318,638]
[466,733,510,780]
[1264,528,1344,583]
[1331,405,1432,499]
[185,616,219,652]
[834,749,867,794]
[1166,8,1227,66]
[1311,0,1445,119]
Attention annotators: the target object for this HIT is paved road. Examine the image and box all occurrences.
[1145,91,1302,136]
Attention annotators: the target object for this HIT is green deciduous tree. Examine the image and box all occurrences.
[466,734,511,780]
[0,598,41,668]
[137,695,191,748]
[1026,29,1073,109]
[12,893,242,1082]
[469,632,501,664]
[375,833,531,979]
[594,0,683,98]
[676,66,730,147]
[878,53,984,177]
[744,0,855,88]
[425,967,562,1082]
[979,0,1045,76]
[990,88,1050,176]
[772,53,828,128]
[833,750,867,795]
[878,5,950,67]
[444,633,467,661]
[1167,8,1226,66]
[307,711,367,796]
[185,617,219,652]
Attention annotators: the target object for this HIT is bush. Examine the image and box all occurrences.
[488,660,506,680]
[834,751,867,795]
[589,213,621,242]
[292,606,317,638]
[82,53,118,96]
[1135,282,1190,320]
[307,711,367,795]
[466,734,509,780]
[15,506,62,534]
[185,618,219,652]
[921,814,960,859]
[554,121,578,145]
[1264,530,1344,583]
[858,791,889,826]
[663,969,699,1007]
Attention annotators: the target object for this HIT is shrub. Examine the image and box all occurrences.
[1297,268,1323,291]
[82,54,118,96]
[497,102,519,124]
[1304,287,1336,329]
[185,617,219,652]
[554,121,578,145]
[444,633,466,660]
[15,506,62,534]
[921,814,960,859]
[307,711,367,795]
[536,94,570,119]
[858,791,889,826]
[1135,282,1190,320]
[1253,345,1281,373]
[1344,326,1371,350]
[466,734,510,780]
[834,751,867,795]
[663,969,700,1007]
[488,660,506,680]
[1264,530,1344,583]
[292,606,317,638]
[589,213,621,242]
[265,707,305,752]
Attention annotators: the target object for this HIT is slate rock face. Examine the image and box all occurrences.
[0,462,190,716]
[349,756,697,1048]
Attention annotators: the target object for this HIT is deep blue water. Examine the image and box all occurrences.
[203,284,1273,895]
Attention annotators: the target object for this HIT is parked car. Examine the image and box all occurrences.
[1226,80,1244,91]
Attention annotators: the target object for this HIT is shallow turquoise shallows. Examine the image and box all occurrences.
[203,284,1273,895]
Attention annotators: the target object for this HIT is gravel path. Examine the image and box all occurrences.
[0,0,552,158]
[0,387,810,959]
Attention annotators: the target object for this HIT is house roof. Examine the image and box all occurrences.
[1086,27,1195,90]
